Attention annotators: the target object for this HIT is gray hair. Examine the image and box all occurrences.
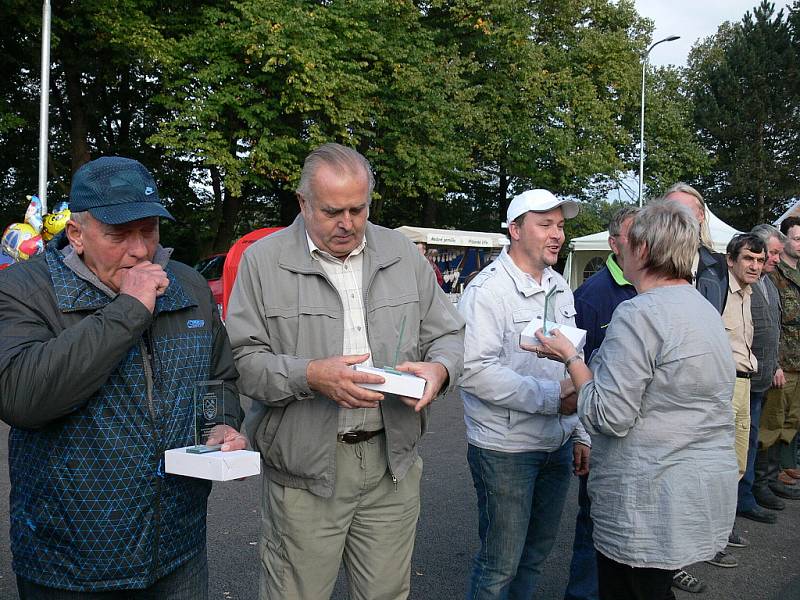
[69,211,90,225]
[628,199,698,280]
[296,143,375,204]
[608,205,640,237]
[750,223,786,246]
[663,182,713,250]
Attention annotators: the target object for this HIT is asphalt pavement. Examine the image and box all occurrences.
[1,392,799,599]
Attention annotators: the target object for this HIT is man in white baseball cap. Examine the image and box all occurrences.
[458,189,587,599]
[503,188,579,227]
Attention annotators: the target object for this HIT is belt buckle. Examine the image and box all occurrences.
[340,431,361,444]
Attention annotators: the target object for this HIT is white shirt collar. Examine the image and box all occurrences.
[306,231,367,262]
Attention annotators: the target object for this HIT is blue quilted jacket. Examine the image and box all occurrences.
[0,241,241,591]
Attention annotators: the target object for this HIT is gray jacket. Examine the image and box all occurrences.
[579,285,737,569]
[751,275,781,393]
[226,216,465,497]
[458,248,590,452]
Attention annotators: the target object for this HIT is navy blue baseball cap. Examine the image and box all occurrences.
[69,156,175,225]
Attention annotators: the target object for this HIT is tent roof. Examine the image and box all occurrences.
[395,226,508,248]
[568,208,741,254]
[775,198,800,225]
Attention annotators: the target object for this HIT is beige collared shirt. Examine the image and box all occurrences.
[722,272,757,373]
[306,232,384,433]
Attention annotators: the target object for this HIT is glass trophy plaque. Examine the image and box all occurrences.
[542,286,558,336]
[187,380,226,454]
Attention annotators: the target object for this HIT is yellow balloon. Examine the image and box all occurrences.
[42,209,71,241]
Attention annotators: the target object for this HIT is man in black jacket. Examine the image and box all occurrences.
[664,182,729,312]
[0,157,245,598]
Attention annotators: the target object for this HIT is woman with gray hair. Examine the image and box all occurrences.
[528,200,738,600]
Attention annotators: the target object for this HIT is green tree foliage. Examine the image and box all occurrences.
[426,0,653,229]
[0,0,224,261]
[640,66,711,197]
[151,0,474,250]
[688,1,800,228]
[0,0,707,263]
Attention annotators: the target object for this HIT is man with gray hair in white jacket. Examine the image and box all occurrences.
[458,189,590,600]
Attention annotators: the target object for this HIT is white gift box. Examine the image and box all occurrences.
[353,365,427,399]
[520,317,587,352]
[164,447,261,481]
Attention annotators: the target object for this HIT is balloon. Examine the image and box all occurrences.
[24,195,44,233]
[0,250,14,271]
[2,223,43,261]
[42,207,71,241]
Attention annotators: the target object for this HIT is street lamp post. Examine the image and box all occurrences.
[639,35,680,207]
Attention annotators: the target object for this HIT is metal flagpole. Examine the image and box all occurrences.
[38,0,52,214]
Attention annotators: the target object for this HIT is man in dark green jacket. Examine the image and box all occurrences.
[0,157,245,598]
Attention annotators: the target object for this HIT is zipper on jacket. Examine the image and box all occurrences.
[362,265,403,489]
[139,331,164,581]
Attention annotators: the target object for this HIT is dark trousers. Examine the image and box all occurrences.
[754,442,782,499]
[564,474,598,600]
[596,552,675,600]
[738,390,765,511]
[16,551,208,600]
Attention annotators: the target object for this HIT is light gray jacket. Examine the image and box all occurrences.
[226,216,465,497]
[580,285,737,569]
[458,248,590,452]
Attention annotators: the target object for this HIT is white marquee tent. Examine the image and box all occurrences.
[774,198,800,226]
[395,226,508,248]
[564,209,741,288]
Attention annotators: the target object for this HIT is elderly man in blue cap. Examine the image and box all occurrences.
[0,156,246,598]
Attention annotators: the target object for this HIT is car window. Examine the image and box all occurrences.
[194,255,225,280]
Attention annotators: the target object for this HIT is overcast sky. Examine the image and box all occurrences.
[633,0,794,66]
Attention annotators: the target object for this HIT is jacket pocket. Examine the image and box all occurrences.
[511,309,538,354]
[367,292,421,363]
[370,290,420,310]
[255,405,285,457]
[512,308,536,323]
[559,304,577,320]
[264,304,339,358]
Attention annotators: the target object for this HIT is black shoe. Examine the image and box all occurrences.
[769,482,800,500]
[738,505,778,524]
[755,491,786,511]
[706,549,738,568]
[727,528,750,547]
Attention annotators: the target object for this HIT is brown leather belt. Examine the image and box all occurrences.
[337,429,385,444]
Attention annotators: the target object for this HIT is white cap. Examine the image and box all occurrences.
[502,189,580,228]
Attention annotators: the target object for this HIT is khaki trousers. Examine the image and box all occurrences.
[759,370,800,449]
[259,434,422,600]
[733,377,751,479]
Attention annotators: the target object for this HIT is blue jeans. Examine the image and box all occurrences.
[563,474,598,600]
[16,550,208,600]
[467,442,573,600]
[737,390,765,512]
